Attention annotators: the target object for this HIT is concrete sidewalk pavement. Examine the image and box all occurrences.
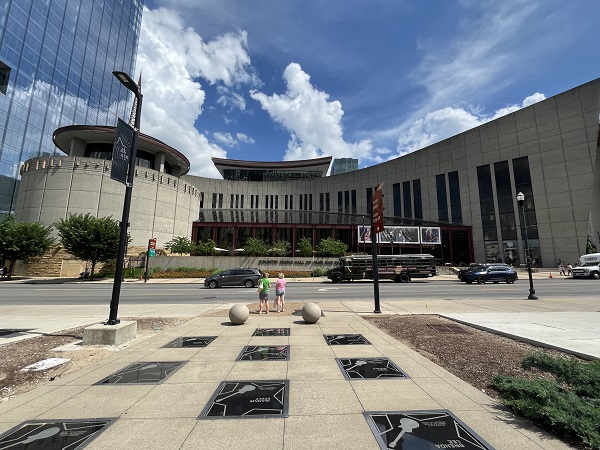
[1,289,598,449]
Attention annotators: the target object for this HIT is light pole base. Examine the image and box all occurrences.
[528,293,538,300]
[373,310,382,314]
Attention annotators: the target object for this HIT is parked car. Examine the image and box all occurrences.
[461,264,518,284]
[204,268,262,288]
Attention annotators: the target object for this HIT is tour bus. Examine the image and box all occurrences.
[326,254,437,283]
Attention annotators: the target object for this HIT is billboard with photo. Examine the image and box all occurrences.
[420,227,441,244]
[358,226,421,244]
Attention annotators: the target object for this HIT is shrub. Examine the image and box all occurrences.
[493,353,600,449]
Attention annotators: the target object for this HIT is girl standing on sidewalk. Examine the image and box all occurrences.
[275,273,286,312]
[257,272,270,314]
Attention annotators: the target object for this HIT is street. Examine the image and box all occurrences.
[0,276,597,305]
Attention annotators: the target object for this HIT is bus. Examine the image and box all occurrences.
[327,254,436,283]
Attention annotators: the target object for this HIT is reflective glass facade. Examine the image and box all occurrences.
[0,0,143,214]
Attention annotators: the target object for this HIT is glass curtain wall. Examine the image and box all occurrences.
[0,0,143,215]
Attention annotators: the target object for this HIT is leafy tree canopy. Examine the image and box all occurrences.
[165,236,195,255]
[297,236,313,257]
[196,239,217,256]
[316,237,348,257]
[244,237,270,256]
[0,216,55,278]
[54,213,123,277]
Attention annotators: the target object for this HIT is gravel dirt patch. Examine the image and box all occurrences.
[0,317,189,401]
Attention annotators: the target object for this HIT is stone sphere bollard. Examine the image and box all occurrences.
[301,302,321,324]
[229,304,249,325]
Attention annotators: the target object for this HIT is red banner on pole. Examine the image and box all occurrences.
[371,183,384,234]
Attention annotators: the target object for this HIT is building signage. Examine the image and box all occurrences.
[358,226,441,245]
[110,118,133,185]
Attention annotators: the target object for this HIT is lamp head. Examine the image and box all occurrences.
[112,71,139,95]
[516,192,525,205]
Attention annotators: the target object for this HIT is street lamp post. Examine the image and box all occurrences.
[516,192,538,300]
[107,71,143,325]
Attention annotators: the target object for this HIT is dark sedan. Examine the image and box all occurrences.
[462,265,518,284]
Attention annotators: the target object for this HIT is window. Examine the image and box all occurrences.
[494,161,516,240]
[338,191,343,213]
[403,181,412,218]
[436,174,448,222]
[477,165,497,241]
[351,190,357,214]
[366,187,373,214]
[325,193,330,211]
[0,61,11,95]
[448,171,462,223]
[393,183,401,217]
[413,179,422,219]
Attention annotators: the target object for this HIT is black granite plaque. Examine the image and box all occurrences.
[337,358,408,380]
[237,346,289,361]
[0,329,32,337]
[365,410,495,450]
[200,380,289,419]
[96,362,184,384]
[163,336,217,348]
[324,334,371,345]
[252,328,290,336]
[0,419,112,450]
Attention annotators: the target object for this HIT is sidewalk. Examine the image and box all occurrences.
[1,289,597,448]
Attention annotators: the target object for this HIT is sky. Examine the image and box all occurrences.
[136,0,600,178]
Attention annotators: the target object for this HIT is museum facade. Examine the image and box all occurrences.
[14,78,600,267]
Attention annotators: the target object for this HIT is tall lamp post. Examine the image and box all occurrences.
[107,71,143,325]
[516,192,538,300]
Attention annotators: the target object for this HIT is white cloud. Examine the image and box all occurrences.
[212,131,255,148]
[136,7,257,177]
[395,92,546,156]
[250,62,372,162]
[236,133,254,144]
[216,86,247,112]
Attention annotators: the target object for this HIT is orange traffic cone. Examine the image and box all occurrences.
[549,272,553,279]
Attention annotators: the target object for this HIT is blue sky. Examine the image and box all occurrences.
[137,0,600,178]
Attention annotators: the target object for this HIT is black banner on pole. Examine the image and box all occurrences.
[110,118,134,185]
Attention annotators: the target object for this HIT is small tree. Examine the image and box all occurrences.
[244,237,270,256]
[165,236,195,255]
[272,239,291,256]
[0,217,55,279]
[297,236,313,257]
[586,235,597,254]
[55,213,123,279]
[196,239,217,256]
[316,237,348,257]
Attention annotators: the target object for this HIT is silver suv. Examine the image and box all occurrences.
[204,268,262,288]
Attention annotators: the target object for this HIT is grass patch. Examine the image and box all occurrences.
[493,352,600,449]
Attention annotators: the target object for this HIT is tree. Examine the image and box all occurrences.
[165,236,195,255]
[316,237,348,257]
[297,236,313,257]
[55,213,123,279]
[586,235,597,254]
[244,237,270,256]
[272,239,291,256]
[0,216,55,279]
[195,239,217,256]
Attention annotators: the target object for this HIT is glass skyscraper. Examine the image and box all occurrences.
[0,0,143,215]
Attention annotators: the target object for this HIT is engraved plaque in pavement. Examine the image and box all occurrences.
[365,410,495,450]
[237,346,289,361]
[0,419,112,450]
[337,358,408,380]
[200,380,289,419]
[95,361,184,384]
[163,336,217,348]
[252,328,290,336]
[324,334,371,345]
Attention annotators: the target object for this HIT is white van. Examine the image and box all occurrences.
[571,253,600,279]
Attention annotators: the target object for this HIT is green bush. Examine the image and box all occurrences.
[312,267,328,277]
[316,237,347,256]
[493,353,600,449]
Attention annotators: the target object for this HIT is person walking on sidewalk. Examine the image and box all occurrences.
[558,262,565,276]
[275,273,286,312]
[566,262,573,276]
[257,272,271,314]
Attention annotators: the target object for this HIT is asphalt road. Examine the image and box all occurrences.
[0,277,596,305]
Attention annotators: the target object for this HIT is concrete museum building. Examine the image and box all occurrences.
[13,77,600,269]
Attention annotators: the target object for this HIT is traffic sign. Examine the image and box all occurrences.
[371,182,384,234]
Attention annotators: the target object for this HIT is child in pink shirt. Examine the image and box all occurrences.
[275,273,286,312]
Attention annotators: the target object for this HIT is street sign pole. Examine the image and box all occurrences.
[371,182,384,314]
[145,238,156,283]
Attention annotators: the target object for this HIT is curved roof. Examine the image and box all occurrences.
[53,125,191,175]
[212,156,332,178]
